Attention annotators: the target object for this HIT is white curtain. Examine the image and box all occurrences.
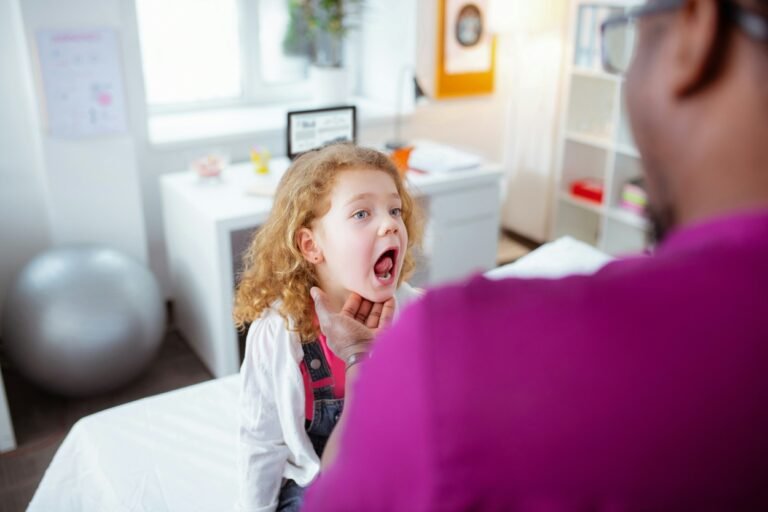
[493,0,569,241]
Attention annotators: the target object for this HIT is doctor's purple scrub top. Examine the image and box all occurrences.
[303,209,768,512]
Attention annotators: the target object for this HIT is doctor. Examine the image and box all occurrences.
[305,0,768,509]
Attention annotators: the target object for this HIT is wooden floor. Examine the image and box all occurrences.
[0,231,536,511]
[0,327,213,512]
[498,229,539,266]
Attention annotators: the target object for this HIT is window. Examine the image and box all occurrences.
[135,0,311,110]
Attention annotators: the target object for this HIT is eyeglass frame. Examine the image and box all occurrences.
[600,0,768,75]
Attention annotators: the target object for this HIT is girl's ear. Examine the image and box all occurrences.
[296,227,324,264]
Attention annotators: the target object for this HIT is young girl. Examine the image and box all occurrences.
[234,143,423,512]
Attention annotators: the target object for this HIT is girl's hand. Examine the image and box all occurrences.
[310,287,395,362]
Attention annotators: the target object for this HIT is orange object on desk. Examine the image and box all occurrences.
[570,178,604,204]
[389,146,414,175]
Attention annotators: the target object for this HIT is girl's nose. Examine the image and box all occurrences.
[378,216,399,236]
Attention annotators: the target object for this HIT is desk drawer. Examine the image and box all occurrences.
[427,216,499,284]
[426,185,500,223]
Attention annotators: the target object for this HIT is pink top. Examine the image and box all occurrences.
[300,330,346,421]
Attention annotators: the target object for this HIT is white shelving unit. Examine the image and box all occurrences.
[552,0,649,255]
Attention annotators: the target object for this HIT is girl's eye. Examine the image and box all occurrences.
[352,210,369,220]
[390,208,402,217]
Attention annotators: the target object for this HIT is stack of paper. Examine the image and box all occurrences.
[408,142,482,174]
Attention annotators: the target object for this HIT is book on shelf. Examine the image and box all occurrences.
[620,177,647,215]
[570,177,605,204]
[574,5,624,72]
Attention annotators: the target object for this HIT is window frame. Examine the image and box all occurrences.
[140,0,314,115]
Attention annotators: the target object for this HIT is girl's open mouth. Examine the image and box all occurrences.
[373,248,398,284]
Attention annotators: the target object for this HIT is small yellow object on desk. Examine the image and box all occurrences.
[250,147,271,175]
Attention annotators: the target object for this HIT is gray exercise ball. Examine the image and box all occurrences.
[1,246,165,397]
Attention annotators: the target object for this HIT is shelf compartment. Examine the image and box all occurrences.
[606,207,649,230]
[566,74,618,142]
[573,4,625,72]
[559,191,605,215]
[608,153,644,211]
[560,139,609,195]
[554,199,602,247]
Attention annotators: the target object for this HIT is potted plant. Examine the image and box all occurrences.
[281,0,313,78]
[293,0,363,103]
[284,1,312,55]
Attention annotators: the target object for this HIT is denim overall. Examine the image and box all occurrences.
[276,339,343,512]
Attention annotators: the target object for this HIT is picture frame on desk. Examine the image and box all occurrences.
[286,105,357,160]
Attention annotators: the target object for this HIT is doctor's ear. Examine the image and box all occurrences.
[297,228,324,264]
[667,0,721,97]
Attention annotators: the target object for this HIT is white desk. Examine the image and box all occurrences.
[161,156,503,377]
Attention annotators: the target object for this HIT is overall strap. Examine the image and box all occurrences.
[302,340,334,401]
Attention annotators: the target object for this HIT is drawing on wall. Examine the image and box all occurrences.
[36,29,128,138]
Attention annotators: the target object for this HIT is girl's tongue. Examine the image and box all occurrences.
[374,254,394,276]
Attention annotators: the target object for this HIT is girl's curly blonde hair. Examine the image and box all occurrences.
[233,143,423,342]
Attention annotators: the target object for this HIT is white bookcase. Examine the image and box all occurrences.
[552,0,649,255]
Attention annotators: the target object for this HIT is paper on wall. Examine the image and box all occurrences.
[36,29,128,138]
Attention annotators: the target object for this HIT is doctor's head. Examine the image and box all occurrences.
[603,0,768,241]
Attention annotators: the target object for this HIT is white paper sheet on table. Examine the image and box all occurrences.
[408,141,483,173]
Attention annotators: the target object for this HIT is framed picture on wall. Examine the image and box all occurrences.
[435,0,496,98]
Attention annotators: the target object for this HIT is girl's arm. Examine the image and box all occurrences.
[238,318,291,512]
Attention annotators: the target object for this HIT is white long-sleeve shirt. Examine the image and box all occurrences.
[237,284,423,512]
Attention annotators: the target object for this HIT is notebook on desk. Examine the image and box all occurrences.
[407,141,482,174]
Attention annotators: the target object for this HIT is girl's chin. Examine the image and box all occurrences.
[365,289,395,304]
[350,283,396,304]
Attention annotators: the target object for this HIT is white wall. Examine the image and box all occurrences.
[0,0,52,319]
[496,1,569,242]
[498,30,568,242]
[18,0,149,264]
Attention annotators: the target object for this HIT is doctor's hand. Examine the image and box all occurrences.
[310,287,395,364]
